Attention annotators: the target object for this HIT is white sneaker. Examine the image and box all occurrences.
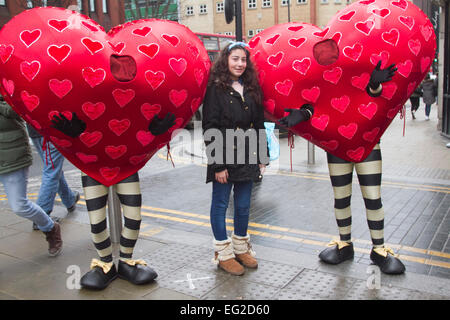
[425,116,429,120]
[446,142,450,148]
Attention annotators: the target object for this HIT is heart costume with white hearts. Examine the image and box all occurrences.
[251,0,435,274]
[0,7,210,289]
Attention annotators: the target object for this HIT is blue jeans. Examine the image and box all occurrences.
[31,137,76,214]
[0,167,54,232]
[210,181,253,241]
[425,104,431,117]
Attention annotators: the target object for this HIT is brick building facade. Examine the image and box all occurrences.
[181,0,356,38]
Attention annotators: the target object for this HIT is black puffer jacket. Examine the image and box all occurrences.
[202,83,269,183]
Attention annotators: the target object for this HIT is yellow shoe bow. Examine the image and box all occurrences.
[327,240,351,250]
[373,246,396,258]
[122,259,148,267]
[90,258,113,274]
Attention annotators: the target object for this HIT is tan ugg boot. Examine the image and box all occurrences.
[212,238,245,276]
[232,233,258,268]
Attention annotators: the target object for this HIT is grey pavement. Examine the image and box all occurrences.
[0,101,449,301]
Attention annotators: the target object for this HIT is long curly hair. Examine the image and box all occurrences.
[208,44,263,106]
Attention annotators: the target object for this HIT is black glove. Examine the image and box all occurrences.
[368,61,397,90]
[279,104,314,128]
[148,112,176,136]
[51,112,86,138]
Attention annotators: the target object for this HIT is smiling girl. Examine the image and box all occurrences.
[202,42,269,275]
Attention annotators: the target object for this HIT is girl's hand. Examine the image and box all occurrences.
[215,169,229,184]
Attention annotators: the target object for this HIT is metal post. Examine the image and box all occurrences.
[235,0,243,41]
[177,0,181,22]
[307,141,315,165]
[107,185,122,243]
[442,1,450,135]
[288,0,291,22]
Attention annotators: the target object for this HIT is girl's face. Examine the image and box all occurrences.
[228,48,247,80]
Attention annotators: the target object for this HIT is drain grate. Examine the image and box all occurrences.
[143,243,210,264]
[188,252,224,273]
[204,278,280,300]
[344,280,450,300]
[240,260,303,288]
[141,243,211,278]
[276,288,318,300]
[157,266,229,299]
[188,255,304,289]
[284,269,355,299]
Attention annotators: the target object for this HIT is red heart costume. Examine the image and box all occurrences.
[0,7,210,289]
[0,7,210,186]
[250,0,436,274]
[249,0,436,162]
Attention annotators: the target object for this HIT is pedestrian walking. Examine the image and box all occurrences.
[409,86,422,120]
[421,73,437,120]
[202,42,269,276]
[27,124,80,230]
[0,95,62,256]
[280,56,406,274]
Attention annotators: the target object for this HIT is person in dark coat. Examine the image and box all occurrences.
[409,85,422,120]
[202,42,269,276]
[421,73,437,120]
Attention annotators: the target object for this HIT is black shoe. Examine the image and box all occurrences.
[67,191,80,213]
[117,260,157,285]
[319,241,354,265]
[80,264,118,290]
[370,247,405,275]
